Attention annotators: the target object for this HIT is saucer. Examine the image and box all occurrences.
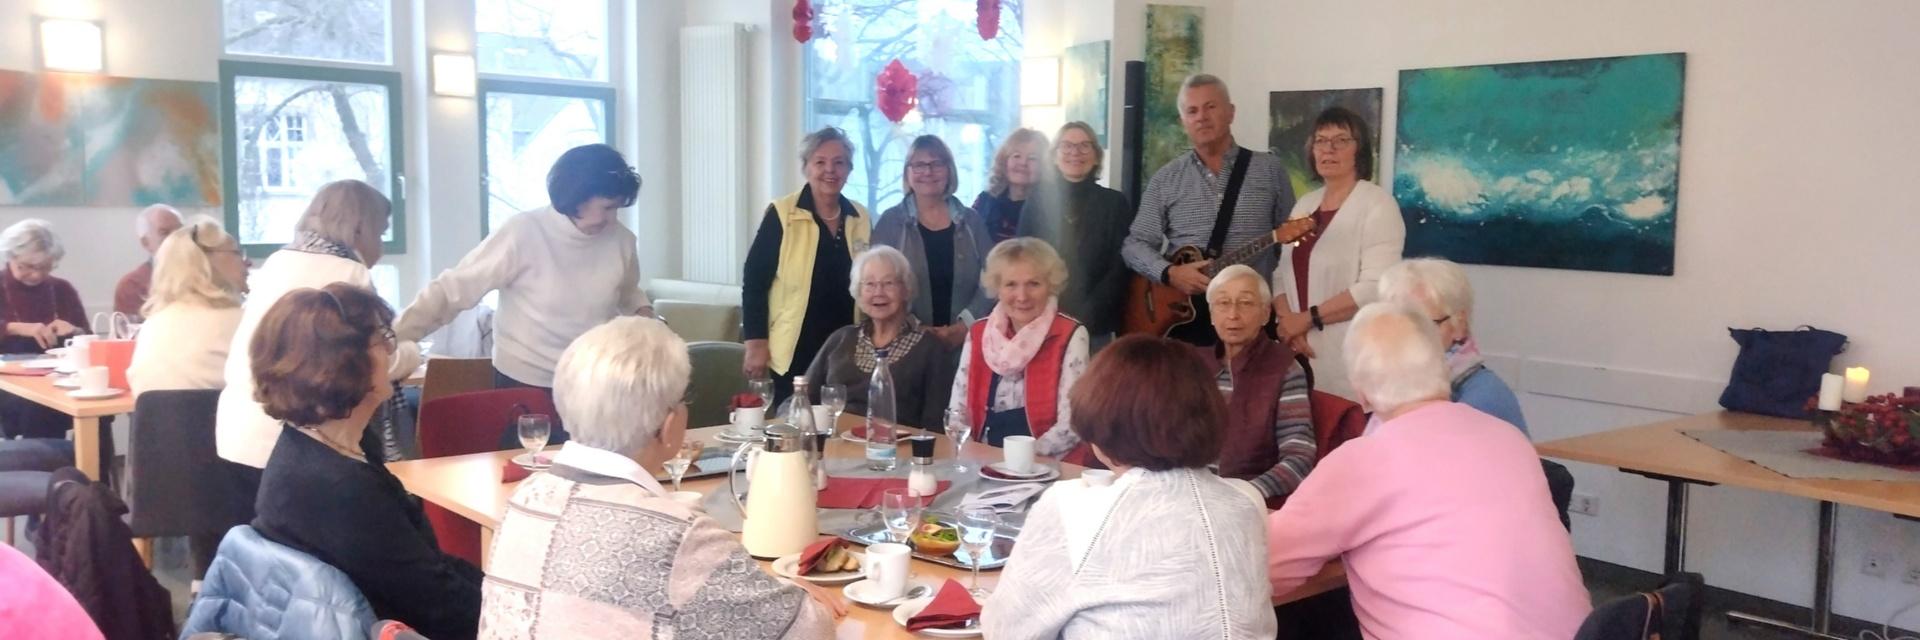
[979,463,1058,483]
[843,576,938,608]
[509,452,554,469]
[67,388,124,400]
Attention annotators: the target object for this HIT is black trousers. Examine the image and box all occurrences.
[0,392,114,475]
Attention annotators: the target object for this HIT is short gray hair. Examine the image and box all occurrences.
[1379,258,1475,337]
[135,204,183,239]
[0,219,65,264]
[1206,264,1271,304]
[798,126,855,173]
[1343,302,1451,416]
[849,245,915,301]
[553,317,691,455]
[1177,73,1232,110]
[296,180,390,248]
[984,237,1068,293]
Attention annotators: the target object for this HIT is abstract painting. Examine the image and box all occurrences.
[0,70,221,207]
[1062,40,1111,146]
[1394,53,1686,275]
[1143,4,1203,178]
[1268,88,1383,197]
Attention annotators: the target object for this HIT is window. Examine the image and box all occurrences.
[476,0,608,81]
[223,0,392,65]
[804,0,1024,213]
[480,81,614,234]
[259,114,306,191]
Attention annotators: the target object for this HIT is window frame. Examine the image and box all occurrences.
[219,0,397,67]
[476,77,615,237]
[219,60,408,258]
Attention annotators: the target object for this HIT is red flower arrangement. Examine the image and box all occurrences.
[1814,393,1920,465]
[977,0,1001,40]
[875,59,919,123]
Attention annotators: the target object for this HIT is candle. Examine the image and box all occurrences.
[1817,373,1844,411]
[1843,367,1870,403]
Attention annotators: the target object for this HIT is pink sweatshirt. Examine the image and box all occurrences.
[1267,401,1590,639]
[0,542,103,640]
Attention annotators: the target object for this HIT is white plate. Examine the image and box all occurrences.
[714,428,763,445]
[891,594,983,637]
[978,463,1059,484]
[45,347,68,357]
[52,377,79,389]
[67,388,124,400]
[844,577,938,609]
[17,359,62,370]
[771,551,866,585]
[510,452,554,469]
[54,364,79,375]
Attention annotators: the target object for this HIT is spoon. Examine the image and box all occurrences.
[881,584,933,606]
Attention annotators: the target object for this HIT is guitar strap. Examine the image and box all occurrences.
[1205,146,1256,257]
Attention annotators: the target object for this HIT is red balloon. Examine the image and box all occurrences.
[876,59,919,123]
[792,0,814,43]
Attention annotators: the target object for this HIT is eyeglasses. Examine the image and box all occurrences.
[377,325,398,353]
[907,161,947,174]
[1311,136,1357,151]
[1208,298,1265,315]
[860,279,905,292]
[10,260,55,275]
[1058,141,1096,154]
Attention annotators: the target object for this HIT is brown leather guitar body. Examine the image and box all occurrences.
[1122,217,1320,337]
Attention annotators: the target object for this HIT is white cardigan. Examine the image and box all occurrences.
[1273,179,1405,401]
[216,250,421,468]
[127,303,242,398]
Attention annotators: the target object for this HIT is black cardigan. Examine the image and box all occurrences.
[252,428,482,639]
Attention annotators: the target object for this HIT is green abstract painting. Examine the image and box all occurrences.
[1062,40,1111,147]
[1144,5,1203,178]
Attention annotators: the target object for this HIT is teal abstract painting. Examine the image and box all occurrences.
[1062,40,1111,147]
[0,70,222,207]
[1394,53,1686,275]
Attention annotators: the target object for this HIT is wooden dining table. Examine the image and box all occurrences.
[0,368,135,481]
[386,414,1346,638]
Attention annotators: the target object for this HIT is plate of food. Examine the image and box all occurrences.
[908,519,962,557]
[771,545,865,584]
[842,513,1015,571]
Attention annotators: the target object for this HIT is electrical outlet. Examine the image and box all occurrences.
[1904,565,1920,585]
[1865,552,1892,578]
[1568,493,1599,517]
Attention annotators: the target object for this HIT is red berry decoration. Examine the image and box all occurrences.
[977,0,1001,40]
[792,0,815,43]
[875,59,919,123]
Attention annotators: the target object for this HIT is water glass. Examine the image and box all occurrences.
[748,377,775,410]
[664,440,702,491]
[958,506,999,597]
[879,488,920,544]
[944,408,974,473]
[517,414,552,463]
[821,384,848,435]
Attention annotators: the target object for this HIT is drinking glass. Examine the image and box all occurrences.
[664,440,703,492]
[748,377,775,411]
[517,414,552,465]
[944,408,974,474]
[958,506,999,598]
[821,384,848,436]
[879,488,920,544]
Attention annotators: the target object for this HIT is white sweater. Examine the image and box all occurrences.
[216,250,422,468]
[127,303,242,397]
[394,207,648,387]
[1273,179,1405,401]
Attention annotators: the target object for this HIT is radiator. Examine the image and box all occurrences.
[679,24,750,284]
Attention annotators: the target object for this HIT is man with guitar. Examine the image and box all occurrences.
[1122,74,1299,346]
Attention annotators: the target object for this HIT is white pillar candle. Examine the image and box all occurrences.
[1843,367,1871,404]
[1818,373,1845,411]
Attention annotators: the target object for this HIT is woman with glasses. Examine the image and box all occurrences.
[1019,121,1135,347]
[128,218,252,397]
[1197,265,1315,509]
[0,219,93,443]
[872,134,992,348]
[804,247,947,428]
[1272,107,1406,401]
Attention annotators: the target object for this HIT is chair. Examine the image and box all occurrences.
[0,437,74,472]
[182,525,378,640]
[1542,459,1576,531]
[687,341,747,429]
[657,300,744,343]
[418,357,496,407]
[0,470,52,546]
[1574,572,1704,640]
[1309,390,1368,460]
[417,388,555,566]
[127,390,257,568]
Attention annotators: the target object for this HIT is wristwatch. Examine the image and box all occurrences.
[1309,305,1325,331]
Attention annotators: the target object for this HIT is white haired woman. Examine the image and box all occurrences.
[127,218,251,397]
[971,127,1048,243]
[946,238,1093,466]
[804,247,948,428]
[1198,265,1315,509]
[1378,258,1527,435]
[482,317,843,638]
[217,179,422,470]
[1266,303,1588,638]
[0,219,94,444]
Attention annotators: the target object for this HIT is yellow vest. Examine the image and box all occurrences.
[767,190,871,375]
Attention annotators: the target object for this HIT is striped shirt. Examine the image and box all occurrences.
[1217,362,1317,498]
[1123,142,1297,282]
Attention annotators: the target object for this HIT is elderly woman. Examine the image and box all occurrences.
[483,317,841,638]
[396,144,650,446]
[1273,107,1405,401]
[946,238,1091,464]
[1020,121,1135,345]
[128,219,251,397]
[872,134,992,345]
[804,247,948,428]
[1198,265,1315,508]
[1267,304,1588,638]
[984,335,1277,639]
[971,128,1048,243]
[0,220,95,445]
[249,283,482,639]
[1378,258,1528,435]
[743,126,872,403]
[218,179,421,470]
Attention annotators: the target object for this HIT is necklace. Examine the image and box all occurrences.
[300,426,366,462]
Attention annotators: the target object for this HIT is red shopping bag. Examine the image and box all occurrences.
[89,339,136,392]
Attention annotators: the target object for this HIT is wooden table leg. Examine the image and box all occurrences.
[72,416,101,481]
[134,537,154,569]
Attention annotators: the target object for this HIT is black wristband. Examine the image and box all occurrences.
[1310,305,1325,331]
[1160,265,1174,285]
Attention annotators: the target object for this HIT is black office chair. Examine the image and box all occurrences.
[1543,459,1575,531]
[1575,572,1705,640]
[127,389,257,575]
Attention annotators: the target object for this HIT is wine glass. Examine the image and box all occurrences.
[944,408,974,474]
[664,440,703,492]
[517,414,552,466]
[748,377,774,411]
[879,488,920,544]
[821,384,848,436]
[959,506,1000,598]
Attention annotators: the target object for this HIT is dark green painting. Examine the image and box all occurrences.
[1394,53,1687,275]
[1268,88,1383,198]
[1143,5,1203,178]
[1062,40,1111,146]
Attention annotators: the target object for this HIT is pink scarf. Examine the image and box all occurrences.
[1446,335,1486,386]
[980,297,1060,378]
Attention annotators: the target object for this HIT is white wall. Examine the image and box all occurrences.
[1224,0,1920,623]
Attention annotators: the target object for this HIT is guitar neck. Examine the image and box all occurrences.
[1203,231,1281,276]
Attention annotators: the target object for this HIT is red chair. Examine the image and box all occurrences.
[1309,390,1368,461]
[416,388,555,566]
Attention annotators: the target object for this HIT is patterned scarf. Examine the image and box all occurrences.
[980,297,1059,378]
[1447,335,1487,391]
[285,231,362,262]
[855,317,926,374]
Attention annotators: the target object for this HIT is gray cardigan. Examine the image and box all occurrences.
[871,196,995,326]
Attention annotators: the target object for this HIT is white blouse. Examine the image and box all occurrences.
[127,303,242,397]
[1273,179,1405,400]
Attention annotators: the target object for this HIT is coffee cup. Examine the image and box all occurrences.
[1080,469,1115,487]
[66,335,95,370]
[1002,435,1036,474]
[730,406,765,434]
[863,542,912,599]
[79,365,110,394]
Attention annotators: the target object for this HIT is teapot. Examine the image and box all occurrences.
[730,424,819,558]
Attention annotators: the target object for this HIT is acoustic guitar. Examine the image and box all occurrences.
[1121,217,1321,338]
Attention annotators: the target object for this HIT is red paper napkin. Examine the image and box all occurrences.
[796,536,847,575]
[907,579,981,631]
[815,477,951,509]
[501,459,532,482]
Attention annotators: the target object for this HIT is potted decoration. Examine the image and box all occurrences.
[1814,393,1920,465]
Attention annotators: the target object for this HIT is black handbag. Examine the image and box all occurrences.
[1718,326,1848,418]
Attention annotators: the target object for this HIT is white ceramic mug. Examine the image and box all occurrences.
[730,406,766,434]
[668,491,705,510]
[1080,469,1115,487]
[78,365,110,394]
[1002,435,1036,473]
[863,542,912,599]
[66,335,96,370]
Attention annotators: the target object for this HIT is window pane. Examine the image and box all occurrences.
[484,91,609,234]
[370,263,401,311]
[804,0,1023,213]
[476,0,608,81]
[232,75,394,246]
[224,0,391,64]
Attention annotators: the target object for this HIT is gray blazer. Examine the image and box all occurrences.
[872,196,994,325]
